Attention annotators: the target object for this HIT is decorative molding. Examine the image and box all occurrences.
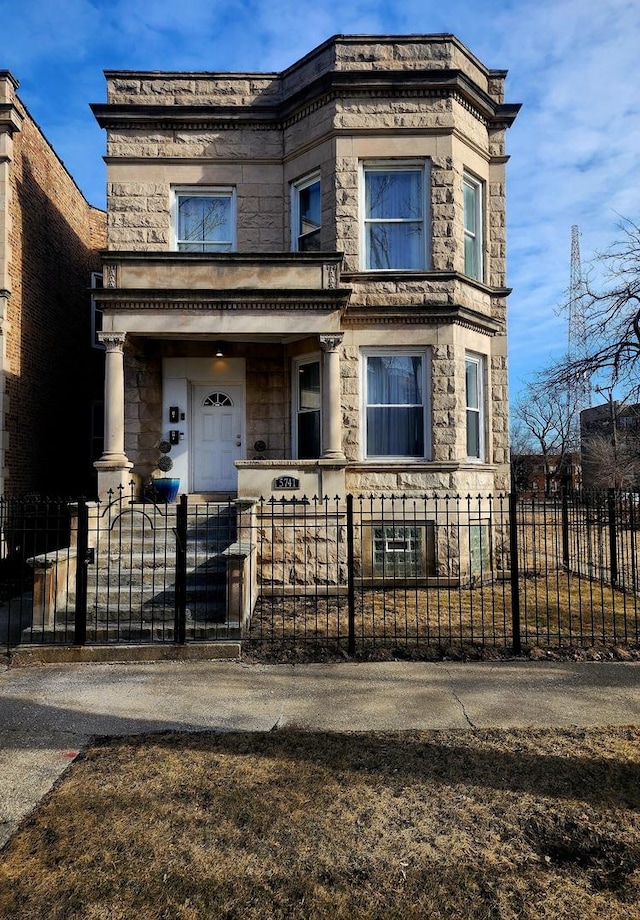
[97,331,127,351]
[319,333,344,352]
[343,305,503,335]
[101,299,345,312]
[323,262,338,289]
[92,70,520,136]
[105,264,118,288]
[95,288,350,313]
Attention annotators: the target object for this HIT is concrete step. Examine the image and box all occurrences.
[22,622,242,644]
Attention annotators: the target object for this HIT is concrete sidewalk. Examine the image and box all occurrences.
[0,658,639,847]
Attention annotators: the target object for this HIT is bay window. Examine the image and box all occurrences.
[362,163,428,270]
[362,349,429,459]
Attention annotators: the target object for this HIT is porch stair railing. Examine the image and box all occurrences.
[82,496,239,642]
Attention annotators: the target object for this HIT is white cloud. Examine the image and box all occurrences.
[3,0,639,401]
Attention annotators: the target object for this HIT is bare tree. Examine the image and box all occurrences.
[551,218,640,399]
[511,376,580,495]
[581,433,640,490]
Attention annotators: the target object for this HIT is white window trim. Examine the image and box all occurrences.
[463,172,483,281]
[292,353,322,460]
[465,352,486,462]
[359,160,430,271]
[291,171,321,253]
[172,186,236,252]
[90,272,104,350]
[360,347,431,462]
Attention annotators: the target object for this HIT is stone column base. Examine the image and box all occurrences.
[318,459,347,498]
[94,460,137,503]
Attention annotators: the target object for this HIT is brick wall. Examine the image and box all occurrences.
[5,91,106,495]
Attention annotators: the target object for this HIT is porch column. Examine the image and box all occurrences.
[94,331,133,499]
[319,333,345,461]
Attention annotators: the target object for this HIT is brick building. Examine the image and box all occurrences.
[90,34,519,507]
[0,72,106,497]
[581,401,640,490]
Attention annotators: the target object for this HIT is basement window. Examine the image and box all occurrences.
[362,522,435,580]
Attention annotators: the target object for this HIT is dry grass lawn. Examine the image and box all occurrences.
[1,728,640,919]
[249,572,640,658]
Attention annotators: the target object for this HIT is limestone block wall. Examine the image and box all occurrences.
[106,136,285,252]
[123,346,162,482]
[245,353,288,460]
[105,74,282,107]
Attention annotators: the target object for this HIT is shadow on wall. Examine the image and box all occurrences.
[9,154,105,497]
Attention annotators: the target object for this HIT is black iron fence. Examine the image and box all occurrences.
[1,488,639,658]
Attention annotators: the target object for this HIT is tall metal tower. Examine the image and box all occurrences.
[567,225,591,408]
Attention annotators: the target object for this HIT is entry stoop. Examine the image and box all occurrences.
[81,498,241,643]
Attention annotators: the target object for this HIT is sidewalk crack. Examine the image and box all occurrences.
[443,666,476,728]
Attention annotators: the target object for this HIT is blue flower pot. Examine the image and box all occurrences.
[151,478,180,503]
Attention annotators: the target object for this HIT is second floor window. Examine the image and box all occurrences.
[292,173,321,252]
[362,164,427,270]
[463,173,483,280]
[175,188,235,252]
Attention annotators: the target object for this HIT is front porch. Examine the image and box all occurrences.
[93,251,350,501]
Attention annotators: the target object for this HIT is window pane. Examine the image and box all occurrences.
[365,171,422,220]
[298,410,320,459]
[467,409,480,458]
[299,229,321,252]
[463,181,477,232]
[299,181,321,234]
[367,407,424,457]
[465,359,479,410]
[366,223,423,270]
[367,356,422,405]
[178,196,231,245]
[373,525,422,577]
[298,362,320,411]
[464,234,479,279]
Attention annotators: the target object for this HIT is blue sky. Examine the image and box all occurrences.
[3,0,639,403]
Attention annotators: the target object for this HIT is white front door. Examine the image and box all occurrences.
[192,384,244,492]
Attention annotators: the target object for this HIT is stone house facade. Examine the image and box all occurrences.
[0,72,106,497]
[90,34,519,509]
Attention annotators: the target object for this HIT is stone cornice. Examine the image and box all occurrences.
[94,288,350,312]
[92,70,520,134]
[101,250,344,266]
[343,302,504,335]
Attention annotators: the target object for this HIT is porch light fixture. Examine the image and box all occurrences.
[215,342,224,357]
